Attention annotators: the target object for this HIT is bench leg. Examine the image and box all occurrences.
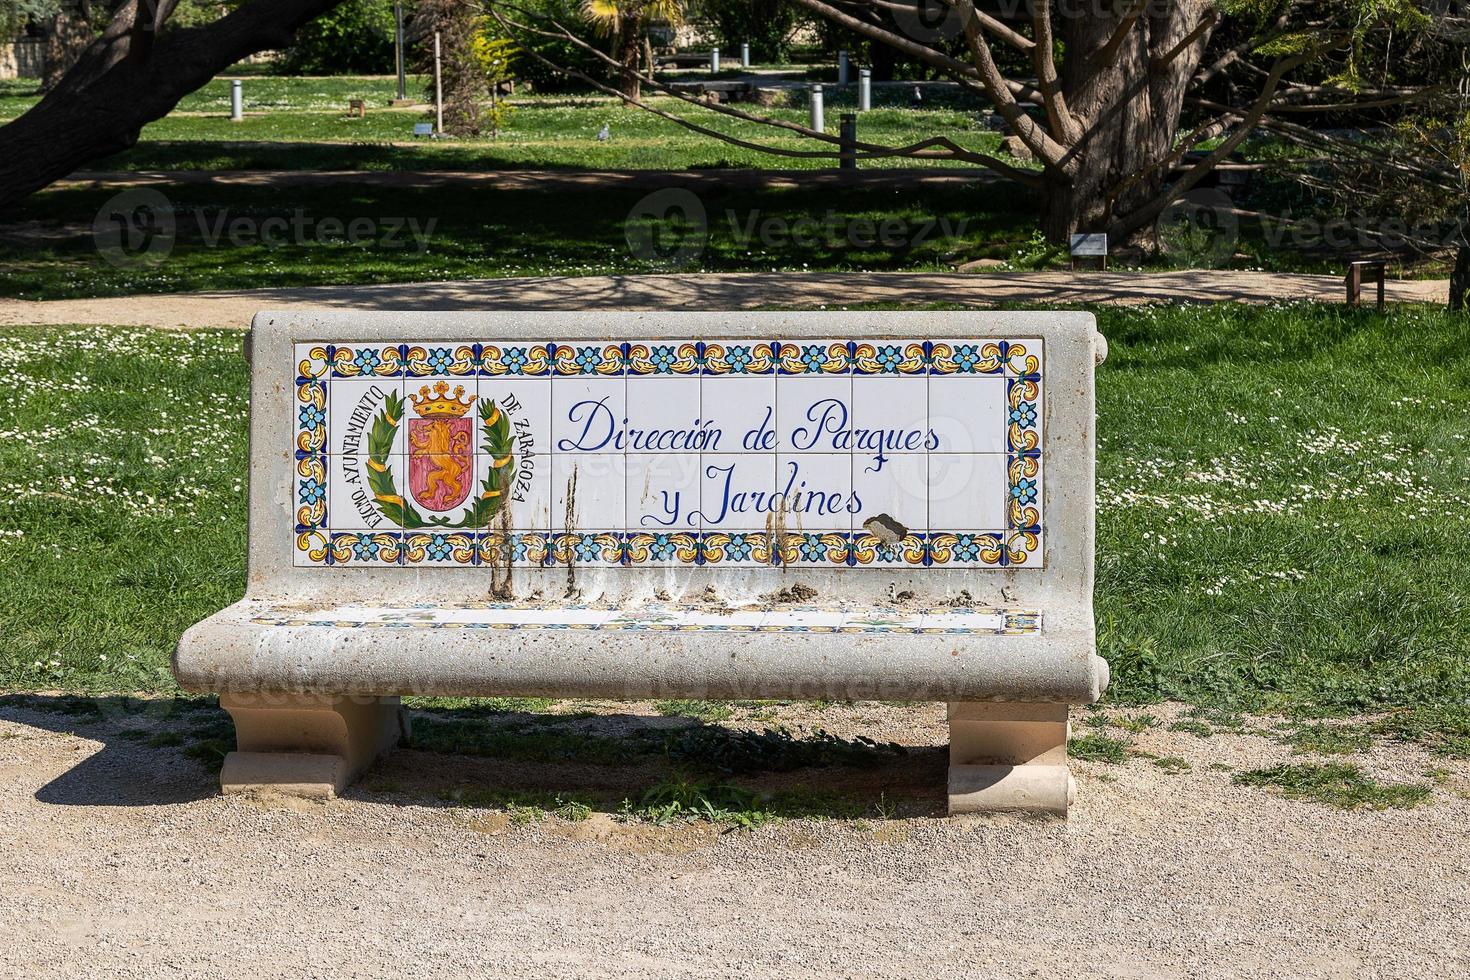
[947,702,1074,816]
[218,693,408,800]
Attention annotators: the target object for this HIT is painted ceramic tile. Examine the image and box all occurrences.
[327,377,404,456]
[851,375,932,454]
[627,452,701,532]
[852,341,926,375]
[779,340,852,375]
[552,376,625,454]
[930,340,1004,375]
[552,454,626,531]
[777,453,853,532]
[701,376,776,452]
[479,378,554,531]
[852,453,927,536]
[778,375,853,453]
[702,341,775,375]
[698,454,775,530]
[627,340,700,376]
[293,336,1044,569]
[928,375,1006,454]
[928,454,1008,531]
[699,530,774,565]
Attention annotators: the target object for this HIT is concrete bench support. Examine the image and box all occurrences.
[947,702,1073,814]
[219,693,407,799]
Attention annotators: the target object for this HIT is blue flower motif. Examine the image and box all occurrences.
[573,534,601,561]
[351,535,380,561]
[800,345,828,372]
[501,348,530,374]
[649,346,677,374]
[574,347,603,374]
[297,476,325,506]
[425,534,453,561]
[953,534,981,562]
[1010,478,1038,506]
[352,348,382,374]
[953,344,982,373]
[1009,401,1038,429]
[725,346,753,373]
[298,403,325,431]
[509,535,529,561]
[425,347,454,372]
[649,534,676,560]
[875,542,902,563]
[725,534,753,560]
[798,533,827,562]
[874,345,904,373]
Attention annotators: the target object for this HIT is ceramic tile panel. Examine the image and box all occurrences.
[292,335,1044,568]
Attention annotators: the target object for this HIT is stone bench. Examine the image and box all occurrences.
[175,310,1110,814]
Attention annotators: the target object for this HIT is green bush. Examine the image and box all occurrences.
[701,0,801,63]
[276,0,396,75]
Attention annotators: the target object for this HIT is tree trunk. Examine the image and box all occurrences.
[1045,0,1214,243]
[0,0,347,210]
[42,3,95,90]
[1452,243,1470,313]
[618,13,643,100]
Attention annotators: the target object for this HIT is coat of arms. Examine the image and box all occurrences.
[365,381,515,529]
[408,381,476,510]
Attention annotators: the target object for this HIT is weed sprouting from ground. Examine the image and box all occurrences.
[1234,763,1430,810]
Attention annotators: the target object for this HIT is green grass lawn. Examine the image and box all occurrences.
[0,178,1038,299]
[1,304,1467,753]
[0,75,1008,172]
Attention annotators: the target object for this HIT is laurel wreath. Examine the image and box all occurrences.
[367,392,516,529]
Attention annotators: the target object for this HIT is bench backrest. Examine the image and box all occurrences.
[255,310,1102,607]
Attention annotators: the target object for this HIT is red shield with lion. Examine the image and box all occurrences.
[407,381,476,511]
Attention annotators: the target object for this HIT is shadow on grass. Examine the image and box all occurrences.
[0,694,944,820]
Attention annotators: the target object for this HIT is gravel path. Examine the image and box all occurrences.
[1,698,1466,979]
[0,270,1450,331]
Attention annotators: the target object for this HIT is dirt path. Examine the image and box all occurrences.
[0,271,1449,331]
[1,698,1466,979]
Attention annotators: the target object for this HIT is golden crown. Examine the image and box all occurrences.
[409,380,476,418]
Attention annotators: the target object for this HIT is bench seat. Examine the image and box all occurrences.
[177,598,1107,703]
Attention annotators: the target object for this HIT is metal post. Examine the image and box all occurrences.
[810,84,824,132]
[433,32,443,136]
[741,43,750,68]
[230,79,243,122]
[711,47,720,73]
[394,2,406,102]
[838,50,850,85]
[858,68,871,111]
[839,113,857,170]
